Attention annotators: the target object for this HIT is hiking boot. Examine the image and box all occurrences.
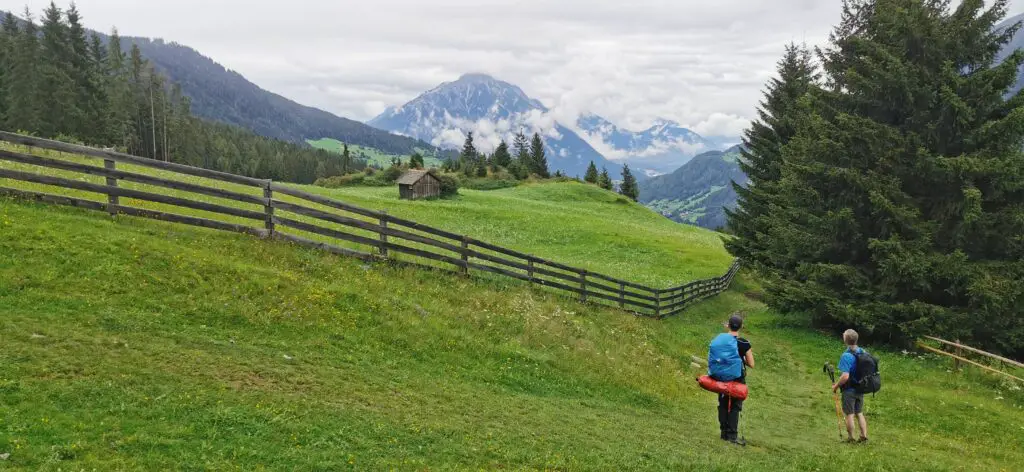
[858,437,869,444]
[728,438,747,447]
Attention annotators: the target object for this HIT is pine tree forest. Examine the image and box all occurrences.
[0,4,358,184]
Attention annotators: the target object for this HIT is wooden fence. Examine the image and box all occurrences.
[917,336,1023,383]
[0,131,740,318]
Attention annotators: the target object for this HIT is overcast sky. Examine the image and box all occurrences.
[10,0,1024,137]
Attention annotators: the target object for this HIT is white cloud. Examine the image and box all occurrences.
[575,129,629,160]
[693,113,753,138]
[434,128,466,149]
[21,0,1024,141]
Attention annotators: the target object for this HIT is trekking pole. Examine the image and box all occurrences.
[823,363,845,441]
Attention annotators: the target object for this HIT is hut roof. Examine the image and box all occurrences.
[396,170,434,185]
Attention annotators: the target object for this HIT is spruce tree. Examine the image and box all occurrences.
[342,143,352,173]
[767,0,1024,354]
[584,161,599,183]
[513,131,530,170]
[492,140,512,168]
[598,167,612,190]
[409,152,425,169]
[0,13,13,123]
[37,2,79,138]
[128,44,148,156]
[85,31,110,144]
[725,43,817,273]
[105,29,133,148]
[66,3,95,139]
[460,131,478,176]
[6,9,41,133]
[618,165,638,201]
[529,132,549,178]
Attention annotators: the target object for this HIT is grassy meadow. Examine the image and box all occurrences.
[0,142,731,287]
[0,200,1021,470]
[0,140,1021,470]
[306,138,444,169]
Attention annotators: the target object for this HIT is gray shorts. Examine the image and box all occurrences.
[842,390,864,415]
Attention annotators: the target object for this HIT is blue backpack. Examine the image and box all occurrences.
[708,333,742,381]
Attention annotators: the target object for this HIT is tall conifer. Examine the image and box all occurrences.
[619,165,638,201]
[725,43,818,274]
[584,161,599,183]
[767,0,1024,353]
[529,132,549,178]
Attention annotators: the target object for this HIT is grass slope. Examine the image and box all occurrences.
[307,137,444,169]
[0,142,730,287]
[1,200,1022,471]
[301,183,732,286]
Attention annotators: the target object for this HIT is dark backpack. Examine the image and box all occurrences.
[853,350,881,394]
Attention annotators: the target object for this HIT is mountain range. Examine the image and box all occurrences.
[12,8,1024,232]
[639,146,746,230]
[575,114,714,175]
[122,38,438,157]
[369,73,623,177]
[368,73,729,177]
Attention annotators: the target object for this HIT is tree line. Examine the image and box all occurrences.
[0,3,361,184]
[444,130,640,200]
[446,130,552,180]
[583,159,639,201]
[726,0,1024,356]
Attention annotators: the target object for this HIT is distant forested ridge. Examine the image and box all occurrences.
[0,4,364,184]
[639,146,746,229]
[125,37,437,156]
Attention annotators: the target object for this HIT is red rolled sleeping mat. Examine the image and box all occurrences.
[696,375,748,400]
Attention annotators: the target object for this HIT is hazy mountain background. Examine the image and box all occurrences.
[639,146,746,230]
[369,73,624,177]
[575,113,715,175]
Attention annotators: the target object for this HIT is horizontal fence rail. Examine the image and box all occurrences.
[0,131,740,317]
[917,336,1023,383]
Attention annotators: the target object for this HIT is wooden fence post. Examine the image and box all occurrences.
[460,236,469,276]
[379,210,389,258]
[580,270,587,303]
[104,159,118,216]
[954,339,962,372]
[654,290,661,318]
[618,282,625,309]
[527,258,535,286]
[263,182,274,237]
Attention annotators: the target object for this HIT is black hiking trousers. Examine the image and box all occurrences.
[717,378,745,440]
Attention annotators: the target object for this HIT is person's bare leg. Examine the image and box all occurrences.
[857,413,868,440]
[845,414,856,440]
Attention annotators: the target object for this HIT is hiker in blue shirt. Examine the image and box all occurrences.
[708,313,754,446]
[832,329,869,443]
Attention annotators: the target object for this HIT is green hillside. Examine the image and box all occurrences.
[1,198,1021,470]
[308,138,444,169]
[300,182,731,286]
[0,140,729,287]
[640,146,746,230]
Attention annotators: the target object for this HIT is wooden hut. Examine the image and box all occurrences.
[397,170,442,200]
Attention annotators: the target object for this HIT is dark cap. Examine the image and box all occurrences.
[728,314,743,331]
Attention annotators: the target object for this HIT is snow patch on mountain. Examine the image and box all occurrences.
[574,113,720,174]
[368,73,619,177]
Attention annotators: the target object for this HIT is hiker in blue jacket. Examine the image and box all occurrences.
[708,313,754,445]
[832,329,870,443]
